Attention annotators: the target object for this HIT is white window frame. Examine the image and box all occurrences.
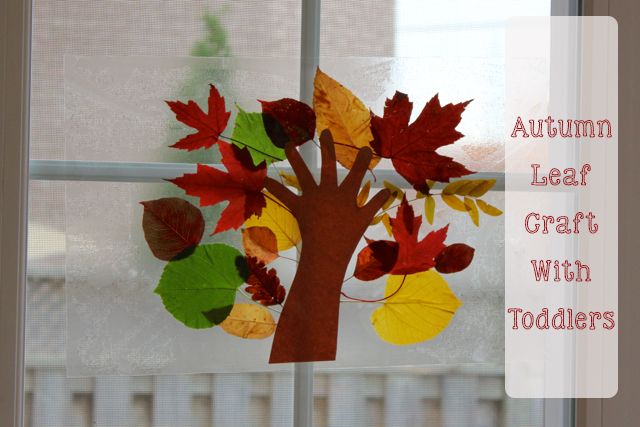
[3,0,638,426]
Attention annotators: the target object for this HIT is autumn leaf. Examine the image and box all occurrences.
[464,197,480,226]
[167,141,267,234]
[442,179,470,195]
[313,68,380,170]
[353,239,399,281]
[441,194,467,212]
[370,91,472,192]
[260,98,315,147]
[245,193,301,251]
[468,179,496,197]
[245,256,286,306]
[389,199,448,275]
[435,243,475,274]
[220,303,276,339]
[231,105,286,166]
[154,244,250,329]
[357,181,371,207]
[424,195,436,225]
[242,227,279,265]
[371,271,463,345]
[279,171,302,191]
[140,198,205,261]
[382,213,393,237]
[166,85,231,151]
[476,199,503,216]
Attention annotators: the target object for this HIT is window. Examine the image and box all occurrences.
[9,1,633,426]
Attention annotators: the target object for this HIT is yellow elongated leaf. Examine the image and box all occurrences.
[220,303,276,339]
[370,215,384,226]
[441,194,468,212]
[382,191,398,210]
[464,197,480,226]
[383,181,405,201]
[382,213,393,237]
[468,179,497,197]
[476,199,503,216]
[455,179,485,196]
[442,179,470,195]
[427,180,436,190]
[279,171,302,191]
[425,196,436,225]
[245,193,301,251]
[357,181,371,207]
[313,68,380,170]
[371,271,463,345]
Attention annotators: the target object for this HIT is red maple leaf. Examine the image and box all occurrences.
[245,256,286,306]
[168,141,267,234]
[389,198,448,275]
[370,91,473,192]
[166,84,231,151]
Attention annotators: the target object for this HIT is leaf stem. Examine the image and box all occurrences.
[340,275,406,303]
[236,289,282,314]
[279,255,299,263]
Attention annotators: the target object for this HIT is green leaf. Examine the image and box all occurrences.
[231,105,286,165]
[154,244,250,329]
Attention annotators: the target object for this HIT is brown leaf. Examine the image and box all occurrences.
[220,303,276,339]
[435,243,475,274]
[245,256,286,306]
[354,240,399,281]
[242,227,279,265]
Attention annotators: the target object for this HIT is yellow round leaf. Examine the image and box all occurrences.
[220,303,276,339]
[371,272,463,345]
[245,194,301,251]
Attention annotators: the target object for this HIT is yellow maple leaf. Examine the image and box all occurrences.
[220,303,276,339]
[313,68,380,170]
[371,271,462,345]
[245,193,301,251]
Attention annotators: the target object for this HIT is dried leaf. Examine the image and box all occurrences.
[231,105,286,165]
[441,194,468,212]
[166,85,231,151]
[435,243,475,274]
[382,213,393,237]
[245,193,301,251]
[279,171,302,191]
[140,198,205,261]
[468,179,497,198]
[389,199,448,275]
[370,215,384,226]
[442,179,470,195]
[371,271,463,345]
[242,227,279,265]
[455,179,485,196]
[313,68,380,170]
[464,197,480,226]
[425,195,436,225]
[357,181,371,207]
[353,240,399,281]
[370,91,473,192]
[220,303,276,339]
[167,141,267,234]
[383,181,405,201]
[154,244,250,329]
[245,256,286,306]
[476,199,503,216]
[260,98,316,147]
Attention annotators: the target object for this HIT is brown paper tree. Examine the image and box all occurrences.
[139,70,503,365]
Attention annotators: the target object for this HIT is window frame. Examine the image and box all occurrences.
[3,1,638,426]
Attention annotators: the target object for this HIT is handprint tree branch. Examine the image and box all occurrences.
[140,69,503,364]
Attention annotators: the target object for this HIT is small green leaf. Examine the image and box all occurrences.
[154,244,250,329]
[231,105,286,165]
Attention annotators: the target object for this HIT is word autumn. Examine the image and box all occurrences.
[507,308,615,331]
[511,116,612,138]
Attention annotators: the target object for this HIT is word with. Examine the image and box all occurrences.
[507,308,615,330]
[531,164,590,186]
[511,116,612,138]
[531,260,591,282]
[525,212,598,234]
